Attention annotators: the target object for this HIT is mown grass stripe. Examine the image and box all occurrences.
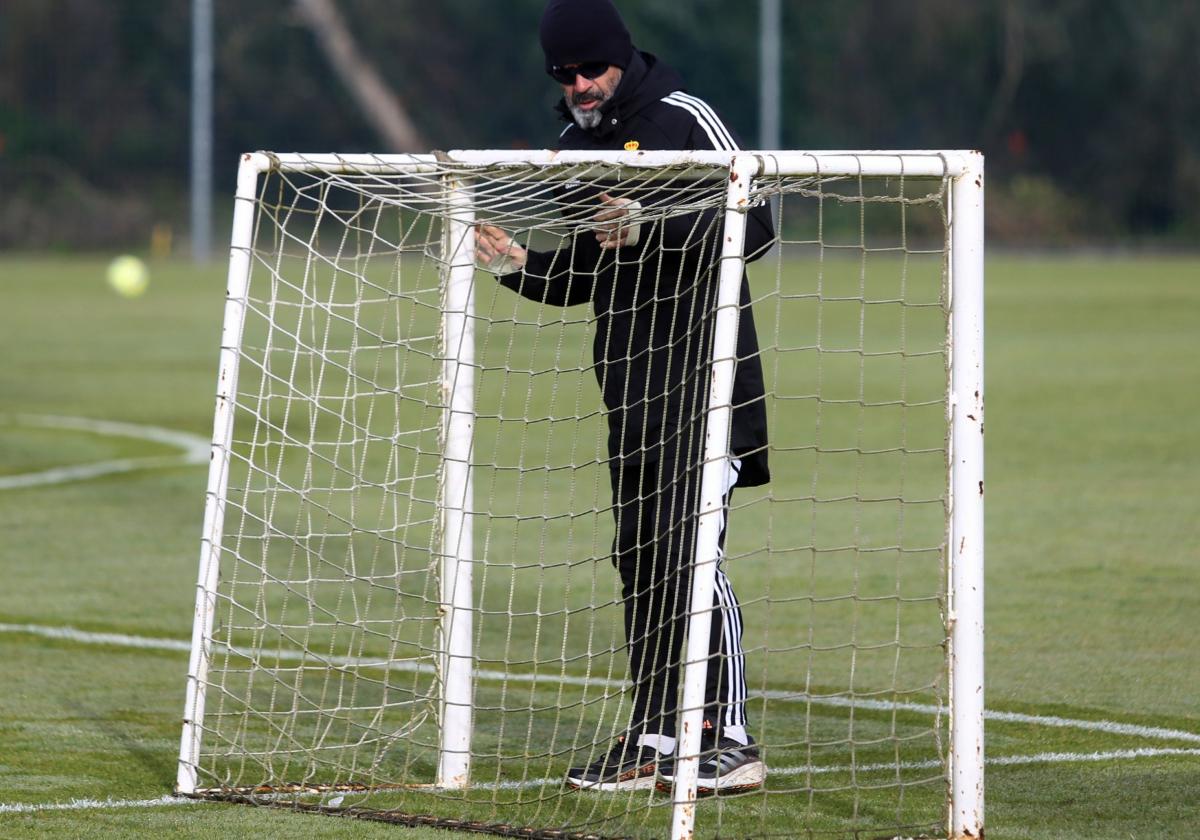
[478,748,1200,790]
[4,622,1198,746]
[4,747,1196,812]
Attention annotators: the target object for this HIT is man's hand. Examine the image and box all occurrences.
[593,193,642,250]
[475,224,528,274]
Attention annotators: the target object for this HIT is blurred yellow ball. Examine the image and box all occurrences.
[106,255,149,298]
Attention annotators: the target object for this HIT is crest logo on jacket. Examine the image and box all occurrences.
[624,140,640,151]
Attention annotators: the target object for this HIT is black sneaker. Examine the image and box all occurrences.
[657,734,766,796]
[565,734,665,792]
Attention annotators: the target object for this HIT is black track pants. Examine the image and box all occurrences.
[609,452,747,739]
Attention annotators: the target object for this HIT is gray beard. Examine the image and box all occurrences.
[569,103,604,130]
[565,68,621,131]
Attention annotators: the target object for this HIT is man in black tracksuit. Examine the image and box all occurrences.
[475,0,774,795]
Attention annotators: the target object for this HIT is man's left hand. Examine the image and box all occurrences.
[593,193,642,250]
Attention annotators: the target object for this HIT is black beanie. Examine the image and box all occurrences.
[539,0,634,73]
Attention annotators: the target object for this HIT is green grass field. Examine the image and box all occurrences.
[1,253,1198,839]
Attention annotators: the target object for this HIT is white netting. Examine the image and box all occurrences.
[182,152,955,839]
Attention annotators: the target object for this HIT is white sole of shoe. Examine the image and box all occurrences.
[699,759,767,795]
[659,760,768,796]
[566,772,659,792]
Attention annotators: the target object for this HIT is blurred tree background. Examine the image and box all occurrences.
[1,0,1197,250]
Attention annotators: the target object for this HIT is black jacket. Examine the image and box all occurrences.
[497,50,773,486]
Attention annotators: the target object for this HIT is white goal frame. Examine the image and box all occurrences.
[177,149,984,840]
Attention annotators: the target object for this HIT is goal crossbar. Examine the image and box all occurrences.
[244,149,974,180]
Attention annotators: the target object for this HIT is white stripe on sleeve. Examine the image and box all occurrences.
[669,92,740,151]
[662,93,734,151]
[657,91,739,152]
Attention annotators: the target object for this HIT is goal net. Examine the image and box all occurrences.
[178,150,984,840]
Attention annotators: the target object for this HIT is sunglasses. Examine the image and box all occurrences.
[548,61,610,85]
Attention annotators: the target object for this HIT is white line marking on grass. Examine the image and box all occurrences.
[771,747,1200,778]
[754,692,1200,745]
[0,623,192,654]
[4,622,1200,746]
[0,414,209,490]
[983,709,1200,744]
[989,747,1200,766]
[0,795,199,815]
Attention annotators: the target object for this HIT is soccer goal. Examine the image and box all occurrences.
[177,149,984,840]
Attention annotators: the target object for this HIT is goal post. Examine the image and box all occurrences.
[177,149,984,840]
[177,152,265,796]
[435,170,478,790]
[670,153,757,840]
[948,151,985,838]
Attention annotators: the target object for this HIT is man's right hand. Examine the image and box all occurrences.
[475,225,528,274]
